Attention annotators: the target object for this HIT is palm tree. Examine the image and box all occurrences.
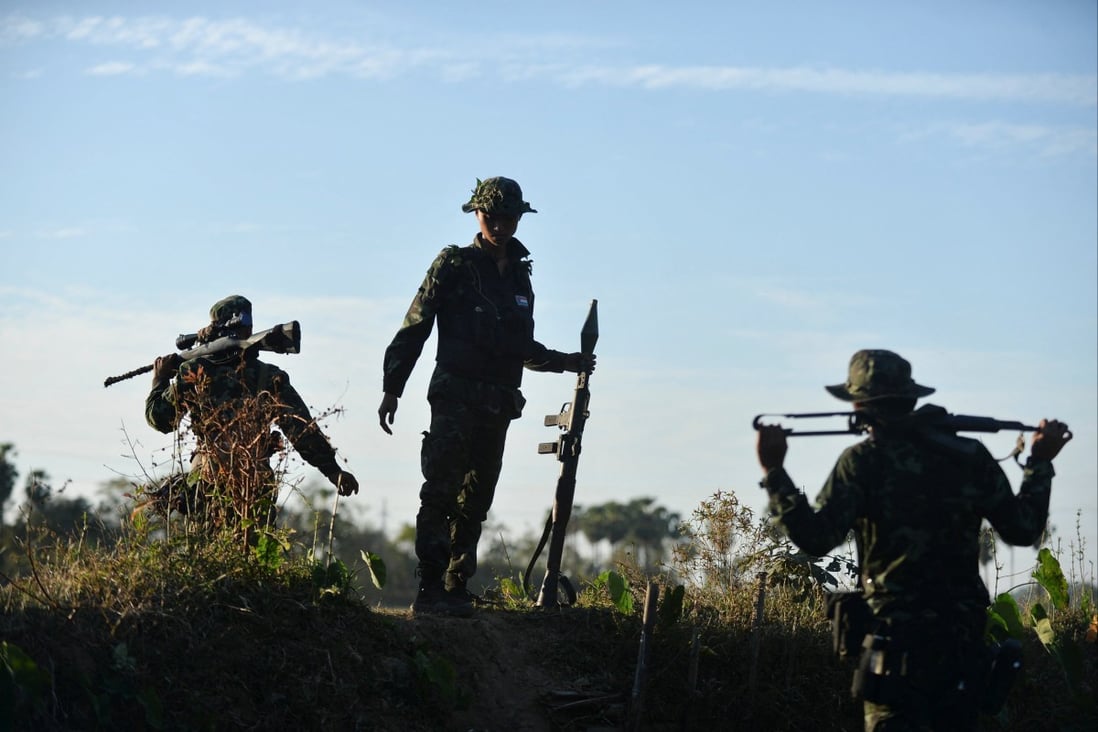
[574,498,681,573]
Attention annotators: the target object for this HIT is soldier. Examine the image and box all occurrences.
[378,177,595,617]
[146,295,358,529]
[755,349,1071,731]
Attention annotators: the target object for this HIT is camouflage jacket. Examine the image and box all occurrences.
[145,351,341,477]
[382,236,568,399]
[762,405,1054,615]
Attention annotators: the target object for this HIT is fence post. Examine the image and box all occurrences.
[627,581,660,731]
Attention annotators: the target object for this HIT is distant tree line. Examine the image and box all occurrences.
[0,441,685,608]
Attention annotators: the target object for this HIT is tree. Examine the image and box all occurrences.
[0,443,17,526]
[574,497,682,573]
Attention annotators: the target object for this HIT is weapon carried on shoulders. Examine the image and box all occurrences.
[524,299,598,608]
[753,408,1041,462]
[103,321,302,388]
[751,410,1039,436]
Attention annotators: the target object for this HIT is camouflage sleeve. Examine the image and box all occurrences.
[382,247,455,397]
[523,341,568,373]
[982,452,1054,546]
[762,448,863,557]
[269,368,341,477]
[145,380,182,434]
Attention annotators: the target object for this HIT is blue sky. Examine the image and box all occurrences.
[2,2,1095,581]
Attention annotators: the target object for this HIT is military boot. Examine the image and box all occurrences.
[443,571,478,615]
[411,565,448,616]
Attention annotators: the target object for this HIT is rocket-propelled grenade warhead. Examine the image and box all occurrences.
[580,299,598,357]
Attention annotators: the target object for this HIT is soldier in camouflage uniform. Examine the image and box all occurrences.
[378,177,595,617]
[146,296,358,527]
[755,349,1071,731]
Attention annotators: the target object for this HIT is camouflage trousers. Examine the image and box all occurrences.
[416,394,512,586]
[859,610,986,731]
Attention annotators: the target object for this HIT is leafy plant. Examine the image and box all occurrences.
[589,569,634,614]
[1,641,51,725]
[987,548,1090,701]
[312,557,354,598]
[361,550,388,589]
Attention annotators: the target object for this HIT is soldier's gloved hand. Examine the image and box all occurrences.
[152,353,183,383]
[756,424,789,473]
[564,352,596,374]
[1030,419,1072,462]
[328,469,359,496]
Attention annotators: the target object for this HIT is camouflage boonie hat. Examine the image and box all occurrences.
[825,349,936,402]
[461,177,537,216]
[209,295,253,325]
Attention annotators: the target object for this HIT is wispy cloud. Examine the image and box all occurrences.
[4,13,1095,108]
[903,121,1098,157]
[0,14,43,41]
[548,65,1098,107]
[754,285,862,314]
[56,14,441,80]
[35,227,87,240]
[948,122,1098,157]
[223,222,263,234]
[86,61,137,76]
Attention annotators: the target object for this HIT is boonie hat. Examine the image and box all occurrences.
[209,295,253,326]
[461,177,537,216]
[825,349,936,402]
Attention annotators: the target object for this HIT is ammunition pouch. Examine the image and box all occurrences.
[980,638,1023,714]
[851,632,909,704]
[826,591,872,660]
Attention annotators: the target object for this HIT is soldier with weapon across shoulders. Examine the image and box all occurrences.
[755,349,1071,731]
[145,295,358,527]
[377,177,595,617]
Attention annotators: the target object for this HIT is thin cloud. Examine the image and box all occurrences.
[5,14,1094,108]
[86,61,136,76]
[35,227,87,239]
[64,15,171,49]
[949,122,1098,157]
[172,59,232,77]
[0,14,44,41]
[753,281,875,315]
[904,121,1098,157]
[48,14,441,81]
[549,65,1097,107]
[224,222,263,234]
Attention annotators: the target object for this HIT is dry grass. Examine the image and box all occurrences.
[2,465,1094,732]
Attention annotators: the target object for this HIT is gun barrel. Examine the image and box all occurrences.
[752,412,860,436]
[944,415,1039,433]
[103,321,301,388]
[103,364,154,388]
[752,411,1040,436]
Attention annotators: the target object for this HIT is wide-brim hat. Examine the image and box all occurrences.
[825,349,936,402]
[460,176,537,216]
